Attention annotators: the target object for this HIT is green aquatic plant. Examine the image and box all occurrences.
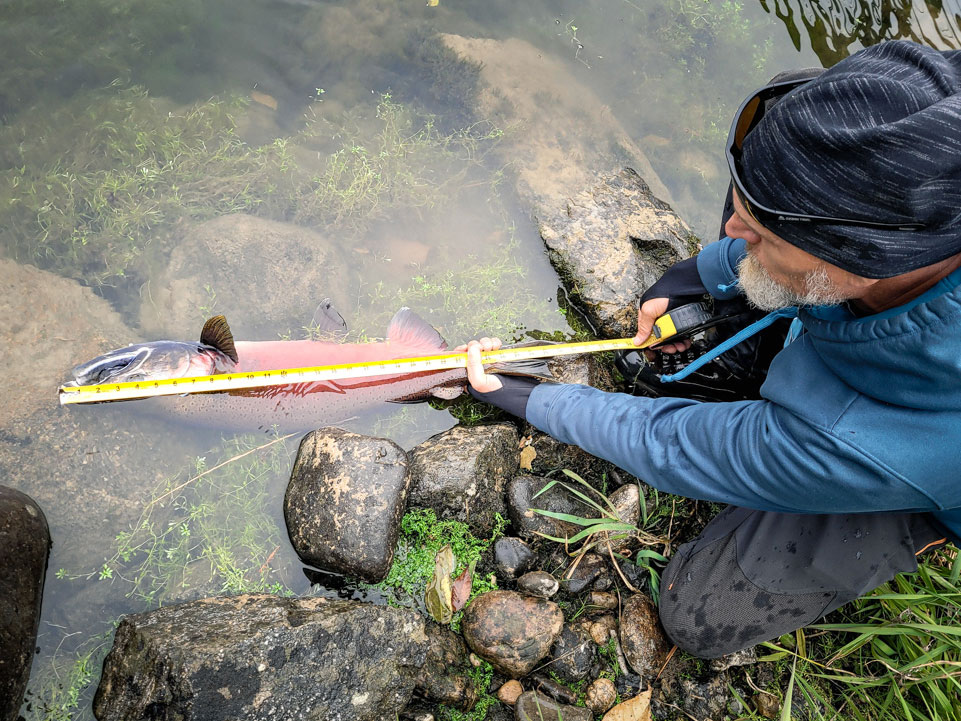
[23,628,112,721]
[0,86,504,289]
[59,432,296,605]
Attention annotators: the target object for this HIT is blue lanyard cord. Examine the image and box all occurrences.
[659,307,799,383]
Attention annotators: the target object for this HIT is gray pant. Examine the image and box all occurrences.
[657,506,947,658]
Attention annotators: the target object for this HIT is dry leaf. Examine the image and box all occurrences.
[602,688,652,721]
[519,445,537,471]
[451,559,476,612]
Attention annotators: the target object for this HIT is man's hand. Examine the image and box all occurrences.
[456,337,503,392]
[634,297,692,354]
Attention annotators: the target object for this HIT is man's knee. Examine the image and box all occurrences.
[658,570,749,659]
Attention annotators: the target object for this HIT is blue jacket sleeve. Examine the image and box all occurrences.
[526,383,937,514]
[697,236,748,301]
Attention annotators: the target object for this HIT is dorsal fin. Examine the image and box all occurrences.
[200,315,239,363]
[387,308,447,350]
[311,299,349,340]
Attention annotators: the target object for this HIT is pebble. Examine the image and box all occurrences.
[494,537,536,579]
[619,594,669,680]
[564,553,607,594]
[497,679,524,706]
[602,689,652,721]
[515,691,592,721]
[516,571,559,599]
[590,615,618,646]
[585,678,617,715]
[588,591,619,610]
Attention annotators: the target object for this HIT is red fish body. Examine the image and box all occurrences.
[67,308,469,433]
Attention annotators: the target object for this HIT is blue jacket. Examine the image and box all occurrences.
[527,236,961,543]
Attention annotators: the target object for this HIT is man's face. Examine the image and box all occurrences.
[725,192,874,310]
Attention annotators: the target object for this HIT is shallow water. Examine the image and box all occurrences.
[1,0,958,717]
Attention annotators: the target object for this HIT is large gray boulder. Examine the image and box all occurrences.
[139,213,349,340]
[408,423,518,535]
[284,427,411,583]
[93,595,430,721]
[538,168,697,338]
[0,486,50,721]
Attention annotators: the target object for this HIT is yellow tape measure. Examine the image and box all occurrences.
[59,310,683,406]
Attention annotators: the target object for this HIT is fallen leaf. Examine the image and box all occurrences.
[519,445,537,471]
[602,688,652,721]
[425,546,456,624]
[451,559,476,611]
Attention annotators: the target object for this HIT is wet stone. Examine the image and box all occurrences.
[414,623,478,711]
[710,647,758,672]
[0,486,50,721]
[585,678,617,715]
[494,537,536,580]
[603,483,640,553]
[619,594,670,681]
[531,674,577,705]
[516,571,559,599]
[564,553,608,594]
[514,691,592,721]
[461,591,564,678]
[588,591,619,611]
[506,475,581,541]
[408,424,518,535]
[93,595,430,721]
[284,428,410,583]
[548,622,595,683]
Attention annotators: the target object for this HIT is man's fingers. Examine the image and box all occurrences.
[634,297,670,346]
[465,338,503,393]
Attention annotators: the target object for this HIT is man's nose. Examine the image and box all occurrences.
[724,212,762,245]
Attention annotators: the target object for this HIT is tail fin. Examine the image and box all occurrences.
[488,340,557,382]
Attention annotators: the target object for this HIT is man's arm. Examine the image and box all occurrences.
[527,383,938,514]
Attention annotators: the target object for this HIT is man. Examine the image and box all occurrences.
[465,39,961,658]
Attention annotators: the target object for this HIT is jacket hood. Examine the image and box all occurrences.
[799,265,961,410]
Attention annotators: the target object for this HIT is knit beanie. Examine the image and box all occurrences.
[740,40,961,279]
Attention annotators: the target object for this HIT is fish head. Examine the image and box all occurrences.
[66,341,237,387]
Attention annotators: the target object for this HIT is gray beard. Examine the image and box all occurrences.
[737,253,849,311]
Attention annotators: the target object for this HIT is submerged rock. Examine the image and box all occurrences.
[0,486,50,721]
[515,691,592,721]
[284,427,410,583]
[461,590,564,678]
[93,595,429,721]
[437,35,670,213]
[619,594,670,681]
[538,168,696,338]
[408,423,517,535]
[139,213,349,339]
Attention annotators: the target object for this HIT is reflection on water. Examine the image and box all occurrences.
[1,0,957,717]
[760,0,961,64]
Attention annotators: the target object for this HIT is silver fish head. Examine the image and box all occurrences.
[66,341,236,387]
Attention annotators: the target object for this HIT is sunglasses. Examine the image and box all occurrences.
[726,79,924,232]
